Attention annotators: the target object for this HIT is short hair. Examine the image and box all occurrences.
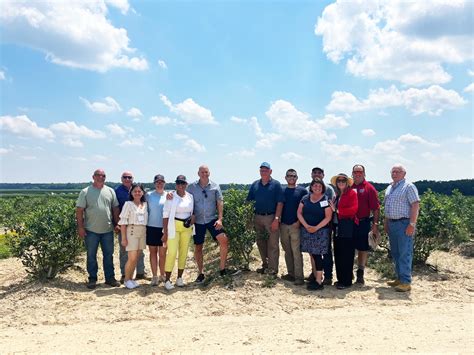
[352,164,365,173]
[391,164,406,173]
[312,167,324,174]
[129,183,146,203]
[309,178,326,194]
[286,168,297,175]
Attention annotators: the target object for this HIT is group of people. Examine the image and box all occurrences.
[76,162,420,293]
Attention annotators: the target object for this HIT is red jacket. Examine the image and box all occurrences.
[337,188,358,220]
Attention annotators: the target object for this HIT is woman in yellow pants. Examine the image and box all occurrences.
[162,175,194,290]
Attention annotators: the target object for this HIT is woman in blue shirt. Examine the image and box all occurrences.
[146,174,167,286]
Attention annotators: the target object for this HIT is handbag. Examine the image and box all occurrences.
[183,216,192,228]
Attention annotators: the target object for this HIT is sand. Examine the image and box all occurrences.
[1,245,473,354]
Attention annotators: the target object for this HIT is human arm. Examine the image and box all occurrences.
[405,201,420,236]
[76,207,87,238]
[297,201,316,233]
[271,202,283,232]
[214,199,224,230]
[372,208,381,234]
[120,225,128,247]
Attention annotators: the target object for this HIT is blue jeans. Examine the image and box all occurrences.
[388,219,414,284]
[84,230,115,281]
[118,232,145,276]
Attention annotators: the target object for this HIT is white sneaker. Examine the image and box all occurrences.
[150,276,159,286]
[132,280,140,288]
[164,280,174,290]
[124,280,137,289]
[176,277,185,287]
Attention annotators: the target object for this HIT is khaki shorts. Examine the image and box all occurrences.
[126,225,146,251]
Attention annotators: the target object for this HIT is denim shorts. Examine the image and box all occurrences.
[193,219,226,245]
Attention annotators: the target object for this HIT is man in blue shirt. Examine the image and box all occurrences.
[115,171,146,283]
[187,165,229,283]
[384,164,420,292]
[247,162,284,275]
[280,169,308,285]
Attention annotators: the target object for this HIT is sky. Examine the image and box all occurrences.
[0,0,473,184]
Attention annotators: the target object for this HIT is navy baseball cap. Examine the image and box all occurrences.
[175,175,187,183]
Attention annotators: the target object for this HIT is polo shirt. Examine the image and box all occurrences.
[115,184,130,211]
[187,180,223,224]
[353,180,380,219]
[76,185,119,233]
[281,186,308,225]
[247,178,284,214]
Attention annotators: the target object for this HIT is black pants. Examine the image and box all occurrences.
[334,220,355,286]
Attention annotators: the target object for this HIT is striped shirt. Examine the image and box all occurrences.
[384,179,420,219]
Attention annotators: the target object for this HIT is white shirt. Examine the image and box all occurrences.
[118,201,148,226]
[163,192,193,219]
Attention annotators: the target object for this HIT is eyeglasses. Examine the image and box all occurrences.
[176,181,187,185]
[202,190,208,198]
[94,174,106,178]
[122,176,133,179]
[336,179,347,183]
[352,171,364,174]
[286,175,297,178]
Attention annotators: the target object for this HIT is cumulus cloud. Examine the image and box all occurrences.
[127,107,143,118]
[315,1,474,86]
[227,149,255,158]
[281,152,304,161]
[463,83,474,93]
[362,129,376,137]
[230,115,282,149]
[0,1,148,72]
[158,60,168,69]
[455,135,474,144]
[150,116,171,125]
[80,96,122,114]
[160,94,216,125]
[50,121,105,139]
[0,71,5,80]
[106,123,130,136]
[316,114,349,129]
[327,85,466,116]
[105,0,130,14]
[173,133,206,153]
[265,100,335,142]
[0,115,54,140]
[61,137,84,148]
[118,136,145,147]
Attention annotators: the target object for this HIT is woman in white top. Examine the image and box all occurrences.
[118,183,148,289]
[162,175,194,290]
[146,174,167,286]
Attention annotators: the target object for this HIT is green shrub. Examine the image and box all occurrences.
[223,187,256,270]
[7,198,84,279]
[0,233,12,259]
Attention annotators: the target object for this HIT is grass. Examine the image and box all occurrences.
[368,248,396,279]
[0,233,12,259]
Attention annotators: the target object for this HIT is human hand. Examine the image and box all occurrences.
[214,219,223,230]
[271,219,279,232]
[78,227,87,238]
[121,238,128,247]
[405,224,415,237]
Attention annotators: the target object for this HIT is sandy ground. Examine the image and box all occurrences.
[1,244,473,354]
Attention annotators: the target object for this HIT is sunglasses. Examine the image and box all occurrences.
[336,179,347,183]
[122,176,133,179]
[286,175,297,178]
[94,174,106,178]
[202,190,208,198]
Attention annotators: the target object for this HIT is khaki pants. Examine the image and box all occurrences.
[254,214,280,273]
[280,222,304,280]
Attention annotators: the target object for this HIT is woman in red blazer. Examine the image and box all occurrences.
[330,173,358,289]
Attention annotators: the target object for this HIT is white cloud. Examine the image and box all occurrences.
[127,107,143,118]
[362,129,376,137]
[150,116,171,125]
[174,133,188,140]
[158,60,168,69]
[50,121,105,139]
[316,114,349,129]
[327,85,466,116]
[106,123,129,136]
[469,70,474,76]
[118,136,145,147]
[0,71,5,80]
[0,148,11,154]
[62,137,83,148]
[227,149,255,158]
[93,154,108,161]
[0,1,148,72]
[463,83,474,93]
[455,135,474,144]
[230,116,247,124]
[321,142,367,160]
[80,96,122,114]
[265,100,335,142]
[104,0,130,14]
[160,94,216,125]
[0,115,54,140]
[315,1,473,86]
[185,139,206,153]
[281,152,304,161]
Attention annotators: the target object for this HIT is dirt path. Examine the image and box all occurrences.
[1,249,473,353]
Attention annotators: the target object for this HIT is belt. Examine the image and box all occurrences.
[388,217,409,222]
[255,212,275,216]
[175,217,190,222]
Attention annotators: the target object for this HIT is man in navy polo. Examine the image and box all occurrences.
[115,171,146,283]
[187,165,229,283]
[247,162,284,275]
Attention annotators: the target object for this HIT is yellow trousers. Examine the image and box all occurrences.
[165,220,193,272]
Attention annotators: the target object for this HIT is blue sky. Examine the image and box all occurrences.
[1,0,473,184]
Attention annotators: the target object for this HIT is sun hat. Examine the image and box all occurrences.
[330,173,354,187]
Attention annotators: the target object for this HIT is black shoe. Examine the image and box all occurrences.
[307,281,324,291]
[356,269,365,284]
[256,267,267,274]
[195,273,205,283]
[305,273,316,283]
[221,268,241,277]
[87,280,97,289]
[322,278,333,286]
[135,273,146,280]
[220,269,227,277]
[105,278,120,287]
[120,275,125,284]
[335,281,351,290]
[281,274,295,282]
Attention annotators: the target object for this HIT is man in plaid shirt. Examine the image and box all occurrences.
[384,165,420,292]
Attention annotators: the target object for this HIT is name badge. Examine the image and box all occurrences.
[320,200,329,207]
[137,213,145,223]
[359,188,365,193]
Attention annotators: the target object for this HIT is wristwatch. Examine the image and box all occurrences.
[275,216,280,221]
[409,222,416,227]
